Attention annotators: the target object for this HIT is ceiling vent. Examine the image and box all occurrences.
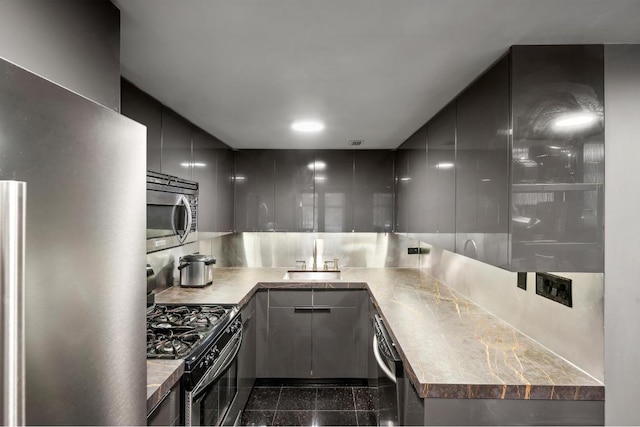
[348,139,364,147]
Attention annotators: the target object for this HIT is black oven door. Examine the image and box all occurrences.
[186,329,242,427]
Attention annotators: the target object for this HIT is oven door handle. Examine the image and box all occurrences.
[191,328,243,397]
[373,334,396,384]
[172,194,193,244]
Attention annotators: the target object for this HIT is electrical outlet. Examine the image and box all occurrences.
[517,272,527,290]
[408,247,429,255]
[536,273,572,307]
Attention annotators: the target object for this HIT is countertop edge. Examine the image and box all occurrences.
[146,360,185,414]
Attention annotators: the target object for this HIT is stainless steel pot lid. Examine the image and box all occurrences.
[180,254,216,264]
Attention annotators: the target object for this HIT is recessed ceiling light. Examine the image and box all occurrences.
[291,120,325,133]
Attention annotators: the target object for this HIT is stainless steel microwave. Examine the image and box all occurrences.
[147,171,198,252]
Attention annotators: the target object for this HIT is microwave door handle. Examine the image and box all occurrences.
[172,195,193,244]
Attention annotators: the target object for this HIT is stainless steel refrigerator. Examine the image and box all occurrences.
[0,57,147,424]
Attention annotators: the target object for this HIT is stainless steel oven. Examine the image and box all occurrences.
[185,324,242,426]
[147,171,198,252]
[147,304,242,426]
[372,314,404,426]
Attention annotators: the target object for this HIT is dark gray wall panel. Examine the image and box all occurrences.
[0,1,120,110]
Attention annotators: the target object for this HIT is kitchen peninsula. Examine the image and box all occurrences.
[148,267,603,425]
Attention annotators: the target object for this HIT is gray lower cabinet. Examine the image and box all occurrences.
[147,385,181,426]
[260,289,368,379]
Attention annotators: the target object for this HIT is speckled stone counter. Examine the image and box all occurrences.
[155,267,604,401]
[147,359,184,414]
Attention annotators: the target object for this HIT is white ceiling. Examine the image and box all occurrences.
[115,0,640,150]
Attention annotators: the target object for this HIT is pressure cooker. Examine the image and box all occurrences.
[178,254,216,288]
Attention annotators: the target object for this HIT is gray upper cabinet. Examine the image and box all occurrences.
[192,127,233,232]
[510,45,604,272]
[314,151,354,232]
[121,80,233,232]
[426,102,456,252]
[161,108,193,180]
[234,150,276,231]
[233,149,395,232]
[121,79,162,172]
[395,126,427,234]
[216,149,234,232]
[274,150,316,231]
[455,55,510,267]
[353,151,395,232]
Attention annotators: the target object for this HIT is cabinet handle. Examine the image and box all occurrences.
[294,306,331,312]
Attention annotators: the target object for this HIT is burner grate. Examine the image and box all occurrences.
[146,304,231,359]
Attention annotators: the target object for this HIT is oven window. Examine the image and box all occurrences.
[195,359,238,426]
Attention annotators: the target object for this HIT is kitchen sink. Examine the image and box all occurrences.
[283,270,342,281]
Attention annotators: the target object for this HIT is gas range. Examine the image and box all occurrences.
[147,303,243,425]
[146,304,241,383]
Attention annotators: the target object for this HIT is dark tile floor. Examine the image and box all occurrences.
[241,384,378,426]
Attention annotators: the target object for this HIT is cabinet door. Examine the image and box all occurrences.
[274,150,315,231]
[395,126,427,235]
[312,290,367,379]
[312,307,358,378]
[314,151,354,232]
[267,307,312,378]
[234,150,275,231]
[216,149,234,232]
[455,55,510,267]
[121,79,162,172]
[395,147,410,233]
[192,127,219,232]
[426,102,456,251]
[353,151,394,232]
[510,45,604,272]
[161,108,193,180]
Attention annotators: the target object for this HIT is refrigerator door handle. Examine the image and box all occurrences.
[0,180,26,426]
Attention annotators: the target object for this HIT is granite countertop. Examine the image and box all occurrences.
[152,267,604,402]
[147,359,184,414]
